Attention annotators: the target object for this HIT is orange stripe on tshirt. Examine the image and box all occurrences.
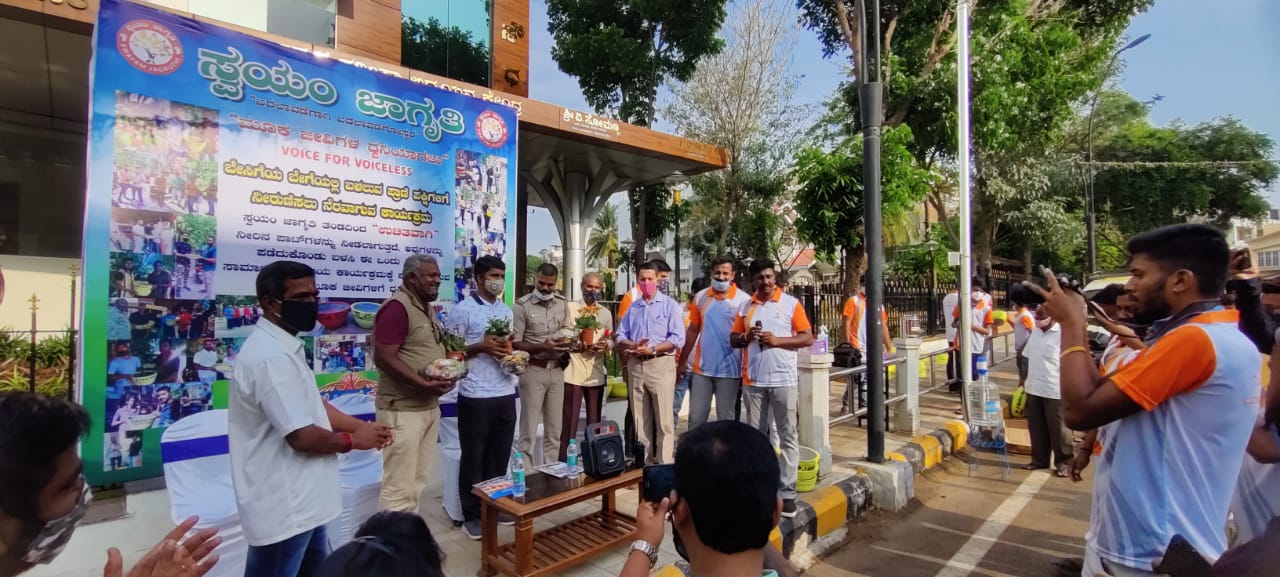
[1110,324,1216,411]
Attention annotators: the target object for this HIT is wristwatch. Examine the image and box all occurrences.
[630,540,659,568]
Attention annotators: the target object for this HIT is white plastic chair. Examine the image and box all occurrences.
[160,410,247,577]
[324,394,381,549]
[438,396,463,523]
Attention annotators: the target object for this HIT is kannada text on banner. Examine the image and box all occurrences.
[83,0,518,484]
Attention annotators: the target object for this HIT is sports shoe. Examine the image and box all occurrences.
[463,519,482,540]
[498,513,515,526]
[782,499,798,518]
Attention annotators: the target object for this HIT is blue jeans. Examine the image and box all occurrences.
[244,526,329,577]
[672,371,693,426]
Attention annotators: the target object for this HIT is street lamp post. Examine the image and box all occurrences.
[666,173,688,296]
[1085,33,1150,276]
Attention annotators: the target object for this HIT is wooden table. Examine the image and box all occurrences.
[473,469,642,577]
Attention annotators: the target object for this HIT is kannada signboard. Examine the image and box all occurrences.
[82,0,518,484]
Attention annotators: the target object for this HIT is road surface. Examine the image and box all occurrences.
[806,452,1093,577]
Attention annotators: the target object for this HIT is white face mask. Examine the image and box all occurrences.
[1036,317,1053,329]
[533,289,555,302]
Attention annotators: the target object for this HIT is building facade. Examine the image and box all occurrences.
[0,0,727,329]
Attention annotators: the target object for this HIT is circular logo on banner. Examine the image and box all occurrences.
[117,20,184,75]
[476,111,508,149]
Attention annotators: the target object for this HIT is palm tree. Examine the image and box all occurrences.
[587,203,621,270]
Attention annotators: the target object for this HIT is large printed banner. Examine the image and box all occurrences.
[82,0,518,484]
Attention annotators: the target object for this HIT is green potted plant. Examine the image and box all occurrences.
[575,311,603,346]
[442,331,466,361]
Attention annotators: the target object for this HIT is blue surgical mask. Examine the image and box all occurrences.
[710,279,731,293]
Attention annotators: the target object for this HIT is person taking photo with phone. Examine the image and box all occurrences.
[620,421,795,577]
[1030,224,1256,577]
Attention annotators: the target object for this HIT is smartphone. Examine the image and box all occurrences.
[642,464,675,503]
[1154,534,1211,577]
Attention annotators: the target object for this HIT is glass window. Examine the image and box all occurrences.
[189,0,336,48]
[1259,250,1280,270]
[402,0,492,86]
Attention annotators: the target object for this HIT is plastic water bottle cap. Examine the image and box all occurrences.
[976,355,986,363]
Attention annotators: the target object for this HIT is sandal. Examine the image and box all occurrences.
[1022,463,1046,471]
[1055,464,1071,478]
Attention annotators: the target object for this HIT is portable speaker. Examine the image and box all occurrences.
[582,420,626,479]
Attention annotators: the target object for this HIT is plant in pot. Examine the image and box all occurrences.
[484,318,513,354]
[575,311,603,346]
[441,330,466,361]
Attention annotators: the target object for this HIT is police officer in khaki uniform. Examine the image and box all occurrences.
[512,263,573,469]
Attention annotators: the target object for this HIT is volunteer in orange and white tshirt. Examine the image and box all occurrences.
[1012,302,1036,386]
[679,257,750,431]
[730,259,813,520]
[842,283,893,357]
[1032,224,1256,577]
[952,278,994,381]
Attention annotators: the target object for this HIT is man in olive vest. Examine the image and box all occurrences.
[374,254,459,513]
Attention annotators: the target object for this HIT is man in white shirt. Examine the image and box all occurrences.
[941,289,959,390]
[1021,305,1070,477]
[230,261,392,577]
[192,338,219,385]
[444,255,519,540]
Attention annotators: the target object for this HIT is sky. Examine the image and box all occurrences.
[522,0,1280,254]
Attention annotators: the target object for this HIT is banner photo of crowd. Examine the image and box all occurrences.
[81,0,518,484]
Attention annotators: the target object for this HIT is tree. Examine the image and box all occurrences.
[796,0,1153,277]
[1085,95,1277,236]
[545,0,729,266]
[586,203,622,270]
[662,0,806,257]
[402,17,490,87]
[525,254,545,288]
[792,125,931,295]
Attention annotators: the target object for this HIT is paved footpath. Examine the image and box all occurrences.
[805,455,1094,577]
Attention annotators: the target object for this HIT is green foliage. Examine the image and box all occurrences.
[401,17,490,87]
[791,125,931,264]
[177,214,216,245]
[525,255,545,287]
[485,317,511,337]
[1092,111,1276,235]
[586,203,622,270]
[886,226,955,284]
[681,172,791,267]
[545,0,728,126]
[575,312,603,331]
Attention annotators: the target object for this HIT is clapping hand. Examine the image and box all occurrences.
[104,516,220,577]
[352,421,394,450]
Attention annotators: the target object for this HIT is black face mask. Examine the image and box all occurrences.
[671,517,689,562]
[276,299,318,334]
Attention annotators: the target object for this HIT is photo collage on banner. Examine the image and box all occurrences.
[82,0,518,483]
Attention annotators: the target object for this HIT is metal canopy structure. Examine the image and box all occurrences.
[518,126,725,299]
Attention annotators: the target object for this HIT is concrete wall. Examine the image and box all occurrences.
[0,255,80,334]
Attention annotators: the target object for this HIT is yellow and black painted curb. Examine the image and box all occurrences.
[653,420,969,576]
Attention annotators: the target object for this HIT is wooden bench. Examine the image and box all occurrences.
[474,469,642,577]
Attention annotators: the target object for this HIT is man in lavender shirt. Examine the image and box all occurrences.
[615,261,685,465]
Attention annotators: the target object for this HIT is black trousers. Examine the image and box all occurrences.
[946,349,959,382]
[458,394,517,523]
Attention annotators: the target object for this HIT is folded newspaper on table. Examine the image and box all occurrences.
[537,462,584,479]
[473,476,515,499]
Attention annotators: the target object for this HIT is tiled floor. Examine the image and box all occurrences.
[27,345,1022,577]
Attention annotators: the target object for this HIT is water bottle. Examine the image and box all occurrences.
[566,439,579,468]
[511,451,526,498]
[965,355,1000,426]
[811,327,830,355]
